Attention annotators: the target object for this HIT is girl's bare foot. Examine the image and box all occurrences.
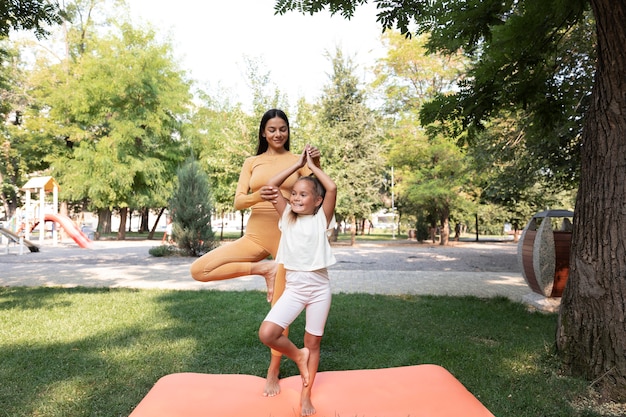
[263,373,280,397]
[300,393,316,416]
[296,347,310,387]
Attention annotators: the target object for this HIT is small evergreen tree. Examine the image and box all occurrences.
[169,158,217,256]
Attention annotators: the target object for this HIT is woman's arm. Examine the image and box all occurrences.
[233,158,263,210]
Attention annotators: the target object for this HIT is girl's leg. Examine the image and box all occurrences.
[259,321,310,387]
[299,270,331,415]
[300,332,322,416]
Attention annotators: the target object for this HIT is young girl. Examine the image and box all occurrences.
[258,145,337,416]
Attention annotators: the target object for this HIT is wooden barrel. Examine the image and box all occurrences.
[520,227,541,294]
[517,210,573,298]
[551,231,571,297]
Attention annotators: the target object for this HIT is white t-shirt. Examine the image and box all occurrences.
[275,205,336,271]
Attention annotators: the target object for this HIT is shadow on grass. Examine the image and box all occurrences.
[0,287,595,417]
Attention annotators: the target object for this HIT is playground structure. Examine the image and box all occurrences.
[1,176,92,250]
[0,227,39,252]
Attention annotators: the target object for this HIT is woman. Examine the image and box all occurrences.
[190,108,320,397]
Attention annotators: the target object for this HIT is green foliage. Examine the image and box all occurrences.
[275,0,368,18]
[186,97,255,218]
[372,31,466,115]
[0,44,37,217]
[0,0,63,38]
[312,49,386,233]
[148,244,179,257]
[375,33,473,241]
[417,0,593,191]
[27,18,191,212]
[169,158,217,257]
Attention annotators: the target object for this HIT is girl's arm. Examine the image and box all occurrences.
[267,151,307,216]
[305,153,337,226]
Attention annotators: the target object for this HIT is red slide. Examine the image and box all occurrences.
[44,213,93,249]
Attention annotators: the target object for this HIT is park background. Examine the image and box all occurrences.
[3,1,626,416]
[1,0,578,246]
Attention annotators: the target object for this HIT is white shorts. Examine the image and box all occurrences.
[263,268,331,336]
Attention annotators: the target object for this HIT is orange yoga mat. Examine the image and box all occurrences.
[129,364,495,417]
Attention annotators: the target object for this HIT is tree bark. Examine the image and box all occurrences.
[556,0,626,400]
[140,207,149,233]
[117,207,127,240]
[148,207,165,240]
[97,207,112,237]
[439,206,450,246]
[350,215,357,246]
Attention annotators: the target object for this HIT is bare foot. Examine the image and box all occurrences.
[296,347,310,387]
[255,261,277,302]
[263,373,280,397]
[300,393,316,416]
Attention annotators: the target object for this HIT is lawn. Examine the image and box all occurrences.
[0,287,605,417]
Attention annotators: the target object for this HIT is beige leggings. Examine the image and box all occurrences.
[190,209,287,355]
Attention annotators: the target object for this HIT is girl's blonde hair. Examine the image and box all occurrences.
[287,175,326,223]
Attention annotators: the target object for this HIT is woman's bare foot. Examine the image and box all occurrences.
[300,392,316,416]
[263,373,280,397]
[296,347,310,387]
[253,261,277,302]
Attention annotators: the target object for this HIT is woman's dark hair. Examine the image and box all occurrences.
[256,109,290,155]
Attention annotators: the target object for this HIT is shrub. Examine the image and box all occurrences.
[169,157,218,256]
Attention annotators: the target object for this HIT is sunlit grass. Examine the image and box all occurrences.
[0,287,601,417]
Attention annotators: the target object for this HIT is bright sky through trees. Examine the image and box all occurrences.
[128,0,384,107]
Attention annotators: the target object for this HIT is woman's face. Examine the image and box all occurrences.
[263,117,289,152]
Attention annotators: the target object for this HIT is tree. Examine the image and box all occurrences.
[468,113,577,223]
[372,32,465,115]
[169,157,217,257]
[311,49,386,244]
[0,0,62,39]
[373,32,471,244]
[0,45,26,219]
[1,0,63,219]
[275,0,626,399]
[27,13,191,239]
[186,97,254,239]
[187,60,288,240]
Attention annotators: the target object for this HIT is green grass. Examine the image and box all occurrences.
[0,287,602,417]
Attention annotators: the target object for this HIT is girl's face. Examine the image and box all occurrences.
[290,180,322,215]
[263,117,289,152]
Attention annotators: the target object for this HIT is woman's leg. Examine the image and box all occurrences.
[189,236,268,282]
[265,263,286,396]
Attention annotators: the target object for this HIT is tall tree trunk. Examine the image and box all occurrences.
[556,0,626,400]
[440,207,450,246]
[140,207,149,233]
[148,207,166,240]
[117,207,128,240]
[97,208,112,237]
[350,215,356,246]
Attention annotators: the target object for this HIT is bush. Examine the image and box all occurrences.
[148,245,179,257]
[169,158,218,257]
